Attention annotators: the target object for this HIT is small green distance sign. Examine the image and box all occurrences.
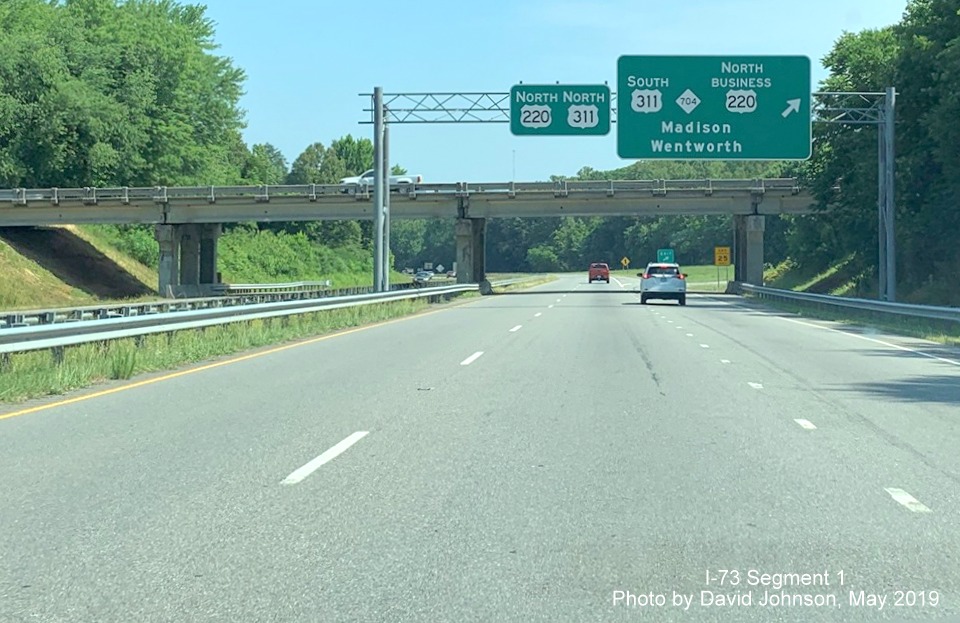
[657,248,675,263]
[510,84,611,136]
[617,55,812,160]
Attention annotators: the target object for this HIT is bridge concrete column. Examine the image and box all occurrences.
[455,217,486,287]
[199,223,221,287]
[743,215,765,285]
[733,215,747,282]
[155,224,180,297]
[178,224,201,295]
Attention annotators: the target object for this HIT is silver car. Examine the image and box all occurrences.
[413,271,433,284]
[639,262,687,305]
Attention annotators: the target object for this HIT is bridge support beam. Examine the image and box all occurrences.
[179,224,201,296]
[455,217,487,290]
[199,223,221,288]
[155,224,180,298]
[733,215,765,285]
[155,223,222,298]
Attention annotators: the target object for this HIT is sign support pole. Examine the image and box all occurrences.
[383,106,391,290]
[372,87,384,292]
[883,86,896,302]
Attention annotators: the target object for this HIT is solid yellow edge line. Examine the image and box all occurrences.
[0,302,461,422]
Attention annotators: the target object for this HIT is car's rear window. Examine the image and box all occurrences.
[647,266,680,276]
[590,263,608,269]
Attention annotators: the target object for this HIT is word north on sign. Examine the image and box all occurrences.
[617,56,812,160]
[510,84,611,136]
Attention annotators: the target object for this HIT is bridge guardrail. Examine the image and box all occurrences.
[1,178,803,204]
[0,277,538,355]
[739,284,960,323]
[0,279,457,330]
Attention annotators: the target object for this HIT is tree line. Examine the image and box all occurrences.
[1,0,956,303]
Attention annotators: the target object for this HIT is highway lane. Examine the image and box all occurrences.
[1,273,959,622]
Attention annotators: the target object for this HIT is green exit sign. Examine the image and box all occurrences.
[657,248,675,263]
[510,84,611,136]
[617,55,811,160]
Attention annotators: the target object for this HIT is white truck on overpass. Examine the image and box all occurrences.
[339,169,422,193]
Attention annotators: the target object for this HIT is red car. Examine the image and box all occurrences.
[588,262,610,283]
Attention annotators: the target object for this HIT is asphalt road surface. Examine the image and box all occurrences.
[2,274,960,622]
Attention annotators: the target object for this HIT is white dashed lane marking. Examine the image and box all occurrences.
[794,419,817,430]
[282,432,369,485]
[884,488,932,513]
[460,351,484,366]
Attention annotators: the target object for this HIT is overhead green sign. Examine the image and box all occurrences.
[617,55,811,160]
[510,84,611,136]
[657,248,675,263]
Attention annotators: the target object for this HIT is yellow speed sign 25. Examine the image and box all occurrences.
[714,246,731,266]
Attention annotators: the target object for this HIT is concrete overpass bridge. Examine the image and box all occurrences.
[0,178,816,296]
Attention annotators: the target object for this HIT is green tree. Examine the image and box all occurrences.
[526,245,560,272]
[329,135,374,176]
[244,143,287,184]
[0,0,247,187]
[892,0,960,291]
[286,142,346,184]
[390,220,426,269]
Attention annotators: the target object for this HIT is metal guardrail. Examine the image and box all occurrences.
[0,279,457,330]
[740,284,960,323]
[211,280,332,294]
[0,277,539,355]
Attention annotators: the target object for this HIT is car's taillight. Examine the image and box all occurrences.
[677,273,685,280]
[642,273,650,279]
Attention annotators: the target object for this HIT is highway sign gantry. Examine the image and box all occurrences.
[617,55,811,160]
[511,84,611,136]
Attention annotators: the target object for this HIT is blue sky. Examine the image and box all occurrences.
[198,0,908,182]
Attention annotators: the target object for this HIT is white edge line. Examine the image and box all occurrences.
[781,317,960,366]
[612,276,626,289]
[282,431,369,485]
[509,325,522,332]
[794,418,817,430]
[460,351,484,366]
[884,487,932,513]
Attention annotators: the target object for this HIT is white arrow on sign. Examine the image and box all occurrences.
[782,99,801,118]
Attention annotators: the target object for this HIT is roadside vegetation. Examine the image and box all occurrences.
[0,298,429,404]
[0,273,550,404]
